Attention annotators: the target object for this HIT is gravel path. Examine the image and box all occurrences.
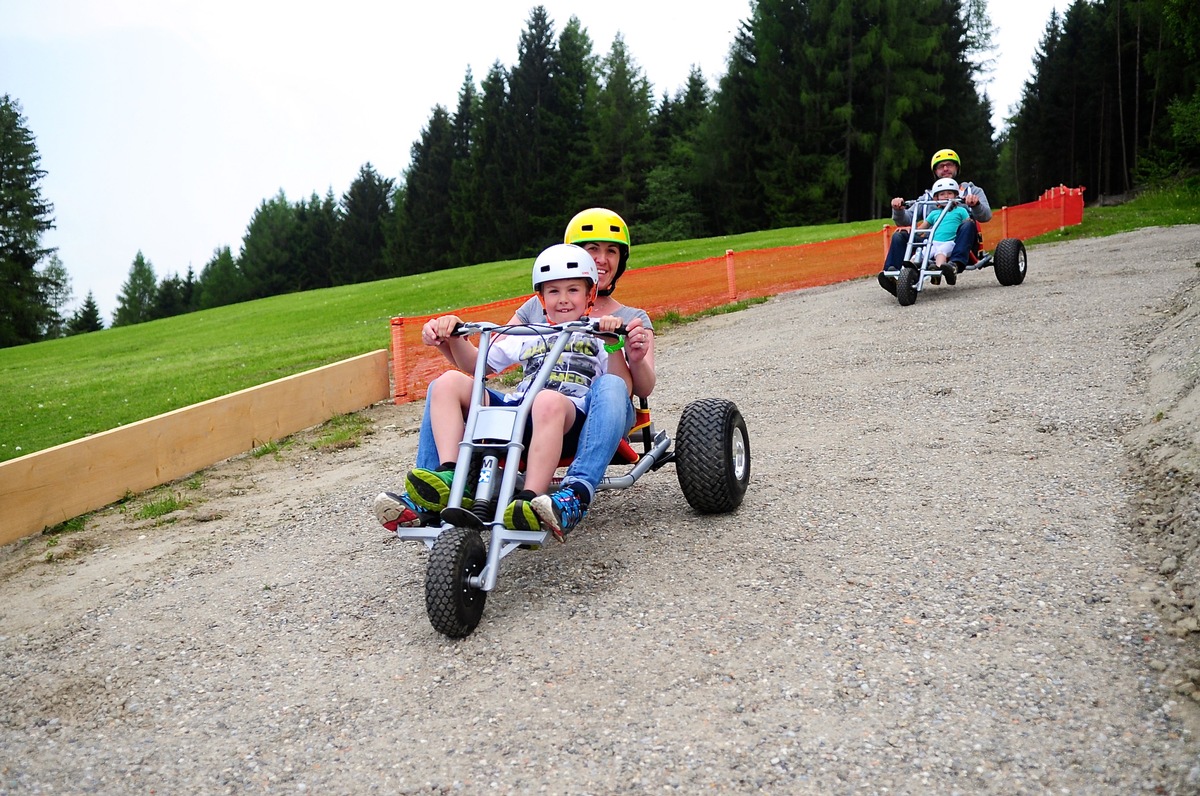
[2,225,1200,794]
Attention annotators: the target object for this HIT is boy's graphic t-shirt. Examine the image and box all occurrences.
[487,331,608,411]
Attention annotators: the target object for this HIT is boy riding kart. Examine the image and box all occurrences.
[400,243,625,541]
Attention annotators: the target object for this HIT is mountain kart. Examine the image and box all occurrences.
[395,319,751,638]
[883,196,1028,306]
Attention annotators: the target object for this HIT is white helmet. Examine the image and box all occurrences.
[931,177,960,194]
[532,243,598,290]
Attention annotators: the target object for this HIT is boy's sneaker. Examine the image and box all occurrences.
[876,271,898,296]
[503,499,542,531]
[531,487,587,543]
[940,263,957,285]
[373,491,423,532]
[406,467,473,512]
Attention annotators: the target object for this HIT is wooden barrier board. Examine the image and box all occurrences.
[0,350,390,546]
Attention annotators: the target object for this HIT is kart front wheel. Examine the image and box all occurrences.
[425,527,487,638]
[993,238,1028,286]
[675,398,750,513]
[896,265,920,306]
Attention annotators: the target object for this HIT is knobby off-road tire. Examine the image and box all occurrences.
[896,265,920,306]
[675,398,750,513]
[994,238,1028,286]
[425,526,487,638]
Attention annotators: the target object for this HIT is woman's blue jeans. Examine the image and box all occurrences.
[414,372,634,504]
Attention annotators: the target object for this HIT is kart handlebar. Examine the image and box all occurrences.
[450,319,628,338]
[904,194,962,209]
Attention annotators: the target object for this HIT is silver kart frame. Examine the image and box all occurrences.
[396,320,672,593]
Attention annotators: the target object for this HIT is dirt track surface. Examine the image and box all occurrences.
[3,226,1200,794]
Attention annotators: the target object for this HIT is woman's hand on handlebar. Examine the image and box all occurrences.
[623,317,652,364]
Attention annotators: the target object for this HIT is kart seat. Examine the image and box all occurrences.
[612,404,652,465]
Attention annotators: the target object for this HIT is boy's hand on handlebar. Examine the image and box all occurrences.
[594,315,623,334]
[422,314,463,346]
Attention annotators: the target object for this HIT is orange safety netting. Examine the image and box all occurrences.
[390,185,1084,402]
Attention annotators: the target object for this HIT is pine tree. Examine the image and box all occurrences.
[337,163,393,284]
[469,64,516,263]
[239,191,298,298]
[383,184,408,277]
[506,6,570,250]
[588,34,656,222]
[196,246,245,309]
[66,291,104,335]
[638,164,705,242]
[38,253,73,338]
[697,21,773,233]
[448,70,482,266]
[1005,4,1110,200]
[112,251,157,327]
[640,68,710,241]
[151,272,188,319]
[182,265,198,311]
[893,0,997,205]
[849,0,947,219]
[556,17,601,201]
[400,107,457,272]
[0,95,56,348]
[757,0,844,225]
[1001,0,1199,201]
[1142,0,1200,174]
[294,190,340,289]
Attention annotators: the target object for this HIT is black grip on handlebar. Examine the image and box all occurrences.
[595,323,628,340]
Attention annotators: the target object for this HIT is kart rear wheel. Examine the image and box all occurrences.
[994,238,1028,286]
[675,398,750,513]
[896,265,920,306]
[425,527,486,638]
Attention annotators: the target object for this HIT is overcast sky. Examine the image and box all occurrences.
[2,0,1060,323]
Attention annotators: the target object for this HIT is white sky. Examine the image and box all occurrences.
[1,0,1059,323]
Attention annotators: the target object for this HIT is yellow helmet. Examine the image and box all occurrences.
[930,149,961,172]
[564,207,630,247]
[563,208,630,296]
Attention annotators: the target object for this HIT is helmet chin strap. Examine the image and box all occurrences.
[598,270,622,297]
[598,248,629,297]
